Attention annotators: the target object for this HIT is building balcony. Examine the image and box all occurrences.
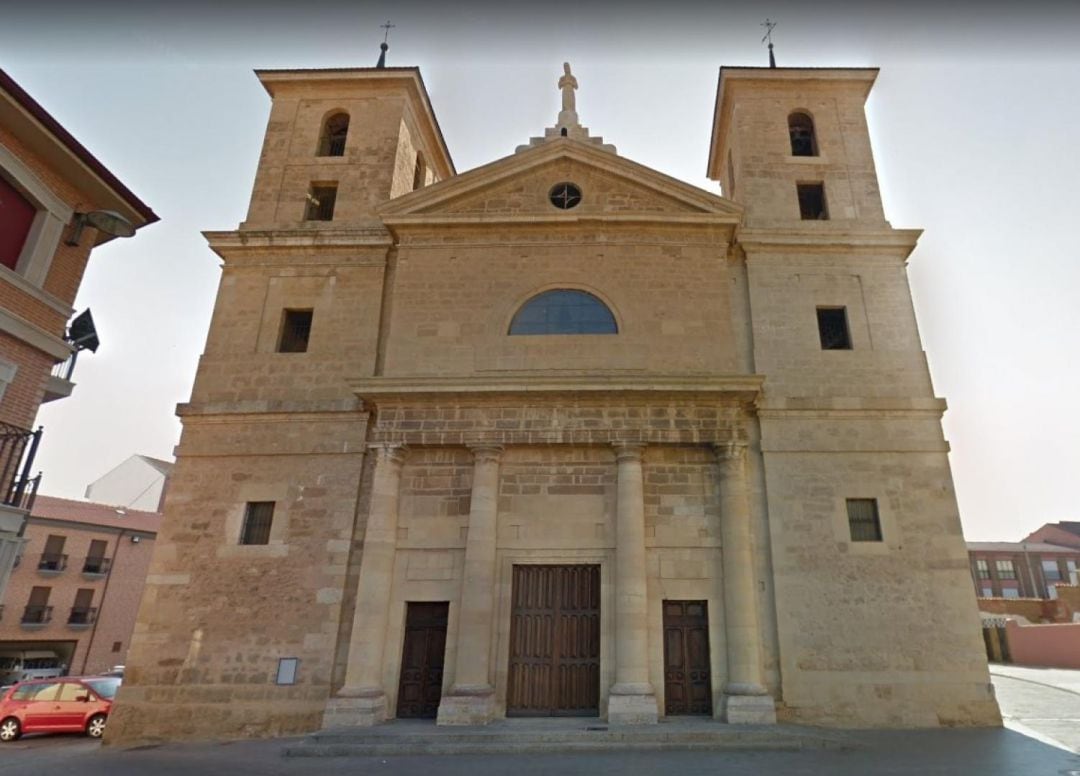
[81,556,112,577]
[0,422,42,514]
[43,351,78,403]
[20,605,52,628]
[67,607,97,629]
[37,552,67,574]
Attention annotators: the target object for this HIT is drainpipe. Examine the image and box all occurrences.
[1022,544,1041,599]
[80,528,124,675]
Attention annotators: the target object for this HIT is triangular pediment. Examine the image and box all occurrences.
[379,138,742,223]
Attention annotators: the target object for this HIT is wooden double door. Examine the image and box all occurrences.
[397,602,449,718]
[662,600,713,715]
[507,564,600,716]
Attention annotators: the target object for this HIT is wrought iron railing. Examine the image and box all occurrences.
[21,605,52,625]
[82,556,112,575]
[37,552,67,572]
[68,607,97,626]
[51,351,78,382]
[0,423,42,511]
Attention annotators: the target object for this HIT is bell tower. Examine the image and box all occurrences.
[243,67,454,229]
[707,67,887,228]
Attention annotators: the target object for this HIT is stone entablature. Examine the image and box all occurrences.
[354,376,763,448]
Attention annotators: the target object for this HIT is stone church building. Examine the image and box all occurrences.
[107,60,1000,742]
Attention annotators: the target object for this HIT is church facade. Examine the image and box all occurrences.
[106,61,1000,743]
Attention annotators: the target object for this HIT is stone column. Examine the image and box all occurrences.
[437,445,504,725]
[608,442,658,724]
[324,444,407,728]
[715,441,776,724]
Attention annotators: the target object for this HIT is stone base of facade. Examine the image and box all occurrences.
[607,685,659,725]
[323,692,387,728]
[722,693,777,724]
[436,687,497,725]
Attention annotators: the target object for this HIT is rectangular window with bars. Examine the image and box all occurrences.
[846,498,882,542]
[278,309,313,353]
[240,501,275,545]
[797,182,828,220]
[305,184,337,221]
[975,559,991,579]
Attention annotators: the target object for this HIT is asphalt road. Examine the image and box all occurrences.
[0,671,1078,775]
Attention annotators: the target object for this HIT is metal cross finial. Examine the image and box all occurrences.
[760,18,776,46]
[760,18,777,68]
[380,20,396,44]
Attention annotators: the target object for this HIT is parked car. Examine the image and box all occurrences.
[0,676,121,742]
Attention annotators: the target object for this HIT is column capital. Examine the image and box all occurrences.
[468,445,504,465]
[612,441,646,463]
[369,443,409,467]
[714,440,748,464]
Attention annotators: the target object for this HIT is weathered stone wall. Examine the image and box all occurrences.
[106,413,368,742]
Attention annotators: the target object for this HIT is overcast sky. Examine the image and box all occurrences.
[2,1,1078,541]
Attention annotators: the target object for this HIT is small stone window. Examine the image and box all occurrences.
[278,309,313,353]
[797,183,828,220]
[816,307,851,350]
[549,182,582,210]
[111,641,122,653]
[846,498,882,542]
[240,501,275,546]
[509,289,617,335]
[305,185,337,222]
[788,112,818,156]
[317,113,349,157]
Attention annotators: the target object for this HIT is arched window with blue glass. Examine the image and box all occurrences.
[508,289,618,335]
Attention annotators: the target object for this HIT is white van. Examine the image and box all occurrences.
[0,651,65,686]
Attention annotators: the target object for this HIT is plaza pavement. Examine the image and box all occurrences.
[0,668,1078,775]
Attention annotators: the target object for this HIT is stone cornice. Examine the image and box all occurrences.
[203,228,394,258]
[351,373,764,402]
[378,137,742,221]
[735,227,922,259]
[382,213,739,231]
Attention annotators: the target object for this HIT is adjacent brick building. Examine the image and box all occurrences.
[0,495,159,676]
[109,60,1000,744]
[0,68,157,602]
[967,541,1080,601]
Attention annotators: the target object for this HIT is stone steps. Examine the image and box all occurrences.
[284,721,854,757]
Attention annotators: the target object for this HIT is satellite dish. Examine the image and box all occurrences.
[84,210,136,238]
[68,309,100,353]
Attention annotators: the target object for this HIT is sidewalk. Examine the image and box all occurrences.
[990,664,1080,754]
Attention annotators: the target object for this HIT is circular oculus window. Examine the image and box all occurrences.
[549,182,582,210]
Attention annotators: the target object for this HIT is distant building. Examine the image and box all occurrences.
[967,541,1080,600]
[1023,522,1080,551]
[85,454,173,512]
[0,68,157,603]
[0,495,159,677]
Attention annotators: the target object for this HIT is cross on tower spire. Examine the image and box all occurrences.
[761,18,777,68]
[376,20,395,68]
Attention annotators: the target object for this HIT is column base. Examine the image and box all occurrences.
[322,691,387,728]
[721,693,776,725]
[436,686,496,726]
[607,684,658,725]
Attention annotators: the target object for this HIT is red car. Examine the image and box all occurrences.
[0,676,120,742]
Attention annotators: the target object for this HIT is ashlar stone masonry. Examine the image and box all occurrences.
[105,62,1001,744]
